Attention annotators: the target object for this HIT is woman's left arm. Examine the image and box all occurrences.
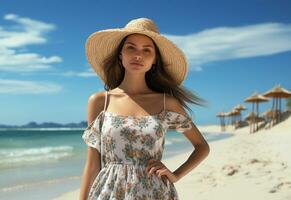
[172,123,210,182]
[146,123,209,183]
[147,95,210,183]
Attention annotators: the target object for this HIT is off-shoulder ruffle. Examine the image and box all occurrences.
[82,112,104,153]
[164,111,193,133]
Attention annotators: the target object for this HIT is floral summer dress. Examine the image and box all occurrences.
[82,91,194,200]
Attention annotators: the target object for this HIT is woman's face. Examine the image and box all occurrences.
[119,33,156,74]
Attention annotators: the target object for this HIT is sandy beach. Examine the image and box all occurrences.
[54,115,291,200]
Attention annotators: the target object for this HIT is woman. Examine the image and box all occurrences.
[80,18,210,200]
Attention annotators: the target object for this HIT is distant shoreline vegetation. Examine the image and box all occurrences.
[0,121,88,130]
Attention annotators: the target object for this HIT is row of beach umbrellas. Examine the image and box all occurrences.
[216,84,291,133]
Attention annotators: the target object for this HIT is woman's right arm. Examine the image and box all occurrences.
[79,93,104,200]
[79,147,101,200]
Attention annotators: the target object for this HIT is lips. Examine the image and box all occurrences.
[130,62,143,67]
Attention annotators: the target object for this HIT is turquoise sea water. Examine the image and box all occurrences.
[0,128,232,200]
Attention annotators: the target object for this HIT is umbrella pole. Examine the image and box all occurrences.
[276,97,279,124]
[255,102,258,132]
[252,102,254,133]
[256,102,259,131]
[253,103,255,133]
[279,97,281,122]
[224,116,226,132]
[253,105,256,133]
[221,117,223,131]
[256,102,259,132]
[250,105,253,133]
[222,116,225,131]
[273,97,277,125]
[271,98,275,128]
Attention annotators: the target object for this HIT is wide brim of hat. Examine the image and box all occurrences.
[85,28,188,85]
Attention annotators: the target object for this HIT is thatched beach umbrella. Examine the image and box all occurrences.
[233,104,247,123]
[216,112,226,131]
[244,112,256,133]
[263,84,291,125]
[245,112,265,122]
[224,111,231,126]
[262,109,276,129]
[244,92,269,133]
[230,109,241,128]
[244,112,265,133]
[225,109,238,127]
[234,104,247,111]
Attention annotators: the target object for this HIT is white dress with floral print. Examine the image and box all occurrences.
[82,91,193,200]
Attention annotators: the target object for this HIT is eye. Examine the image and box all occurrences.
[126,46,135,50]
[143,48,151,53]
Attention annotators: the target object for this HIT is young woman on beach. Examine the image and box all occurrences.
[80,18,210,200]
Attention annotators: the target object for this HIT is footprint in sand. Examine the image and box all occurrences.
[269,181,291,193]
[198,173,217,187]
[221,165,240,176]
[247,158,287,174]
[248,158,271,166]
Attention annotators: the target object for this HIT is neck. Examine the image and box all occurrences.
[116,72,152,95]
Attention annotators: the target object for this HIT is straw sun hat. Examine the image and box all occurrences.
[85,18,188,85]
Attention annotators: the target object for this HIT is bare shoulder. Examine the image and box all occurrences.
[88,91,105,105]
[87,91,106,125]
[165,94,190,117]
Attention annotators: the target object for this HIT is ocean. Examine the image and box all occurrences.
[0,128,231,200]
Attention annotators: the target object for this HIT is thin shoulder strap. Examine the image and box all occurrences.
[103,91,108,112]
[163,92,166,112]
[162,92,167,120]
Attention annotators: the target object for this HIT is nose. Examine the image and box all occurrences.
[134,55,142,61]
[133,50,143,61]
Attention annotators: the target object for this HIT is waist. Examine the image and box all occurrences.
[104,161,148,167]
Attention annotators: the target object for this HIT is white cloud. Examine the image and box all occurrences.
[44,68,97,77]
[0,13,62,72]
[0,78,62,94]
[164,22,291,71]
[71,68,96,77]
[53,22,291,76]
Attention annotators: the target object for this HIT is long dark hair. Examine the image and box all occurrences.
[102,34,207,117]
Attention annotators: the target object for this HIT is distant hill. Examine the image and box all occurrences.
[0,121,88,129]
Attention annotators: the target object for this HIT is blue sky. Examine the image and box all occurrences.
[0,0,291,126]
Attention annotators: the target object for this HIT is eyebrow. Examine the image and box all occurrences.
[125,42,154,48]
